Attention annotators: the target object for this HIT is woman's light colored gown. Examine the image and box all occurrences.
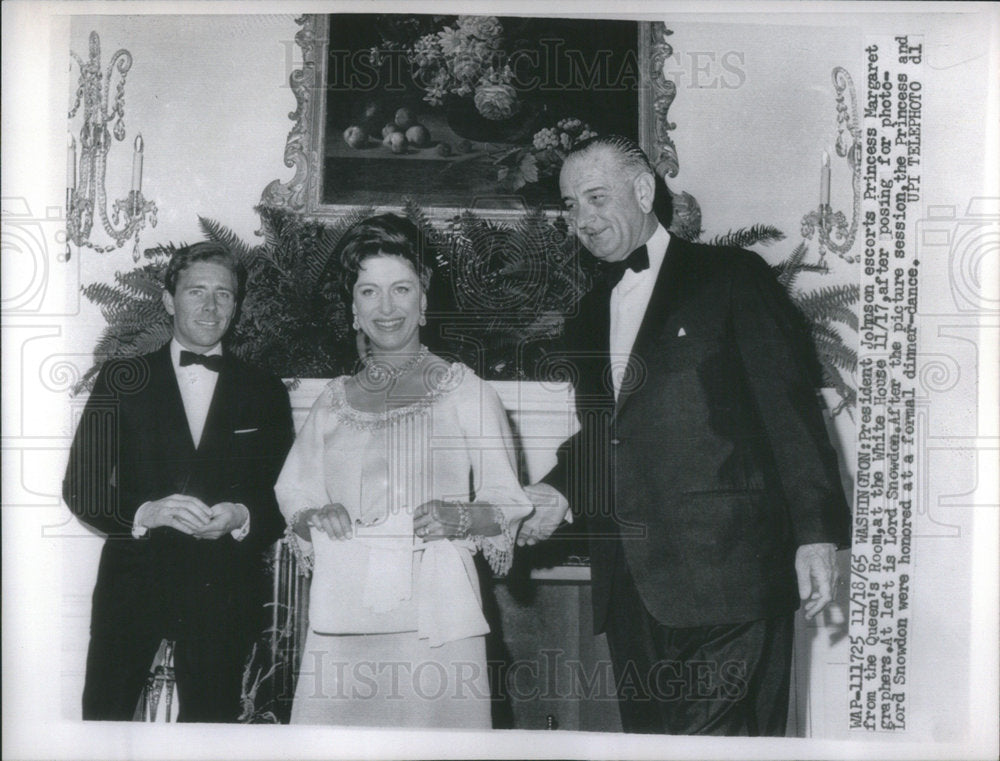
[275,363,531,728]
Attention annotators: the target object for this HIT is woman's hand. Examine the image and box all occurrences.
[413,499,470,541]
[299,503,353,540]
[413,499,505,541]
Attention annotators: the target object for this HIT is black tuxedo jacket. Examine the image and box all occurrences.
[63,344,294,643]
[544,236,851,630]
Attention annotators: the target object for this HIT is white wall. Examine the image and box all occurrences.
[667,21,861,274]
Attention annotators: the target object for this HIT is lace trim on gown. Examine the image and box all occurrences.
[472,507,516,576]
[326,362,466,431]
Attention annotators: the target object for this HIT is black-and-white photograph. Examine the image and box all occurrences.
[2,2,997,759]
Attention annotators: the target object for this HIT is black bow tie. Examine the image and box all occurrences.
[602,245,649,289]
[179,350,224,373]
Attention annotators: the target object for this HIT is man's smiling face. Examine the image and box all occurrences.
[560,144,656,263]
[162,260,238,351]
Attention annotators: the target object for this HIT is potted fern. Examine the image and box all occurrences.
[704,225,858,415]
[76,204,857,409]
[74,201,591,393]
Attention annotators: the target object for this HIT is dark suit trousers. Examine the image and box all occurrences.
[83,633,247,722]
[603,545,793,735]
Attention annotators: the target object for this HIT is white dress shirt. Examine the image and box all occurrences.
[171,338,221,449]
[522,226,672,535]
[132,339,249,540]
[609,224,671,400]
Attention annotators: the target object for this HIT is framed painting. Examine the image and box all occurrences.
[261,13,680,219]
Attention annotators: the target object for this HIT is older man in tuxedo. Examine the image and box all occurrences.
[63,242,293,722]
[521,135,851,735]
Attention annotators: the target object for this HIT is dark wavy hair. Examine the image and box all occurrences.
[565,134,673,229]
[335,213,434,296]
[163,240,245,299]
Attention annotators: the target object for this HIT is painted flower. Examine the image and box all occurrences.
[557,117,584,135]
[463,39,497,64]
[411,35,442,68]
[474,83,520,120]
[481,63,513,86]
[457,15,503,42]
[450,52,482,84]
[425,84,448,107]
[437,27,464,56]
[406,17,517,113]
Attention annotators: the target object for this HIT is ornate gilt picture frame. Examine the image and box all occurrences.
[261,13,679,221]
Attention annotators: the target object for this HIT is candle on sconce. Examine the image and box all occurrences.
[67,134,77,191]
[820,150,831,207]
[131,134,144,193]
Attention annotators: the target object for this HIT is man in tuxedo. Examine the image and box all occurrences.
[63,242,294,722]
[521,135,851,735]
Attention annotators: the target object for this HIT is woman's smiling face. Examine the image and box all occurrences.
[352,254,426,354]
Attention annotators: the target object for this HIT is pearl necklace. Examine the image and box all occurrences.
[362,344,429,383]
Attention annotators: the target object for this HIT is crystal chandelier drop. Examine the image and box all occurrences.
[67,31,157,261]
[800,67,861,265]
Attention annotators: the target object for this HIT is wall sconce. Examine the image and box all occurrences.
[67,31,157,261]
[801,66,860,265]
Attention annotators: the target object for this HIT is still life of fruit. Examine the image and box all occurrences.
[342,125,368,149]
[344,103,439,156]
[341,96,596,196]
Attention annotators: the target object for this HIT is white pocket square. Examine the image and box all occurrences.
[677,327,687,337]
[234,428,259,434]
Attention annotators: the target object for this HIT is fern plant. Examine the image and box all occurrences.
[76,252,175,393]
[76,203,857,409]
[224,206,376,381]
[708,227,858,413]
[75,202,589,392]
[411,202,588,377]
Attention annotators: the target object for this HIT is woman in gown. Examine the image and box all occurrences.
[275,213,532,728]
